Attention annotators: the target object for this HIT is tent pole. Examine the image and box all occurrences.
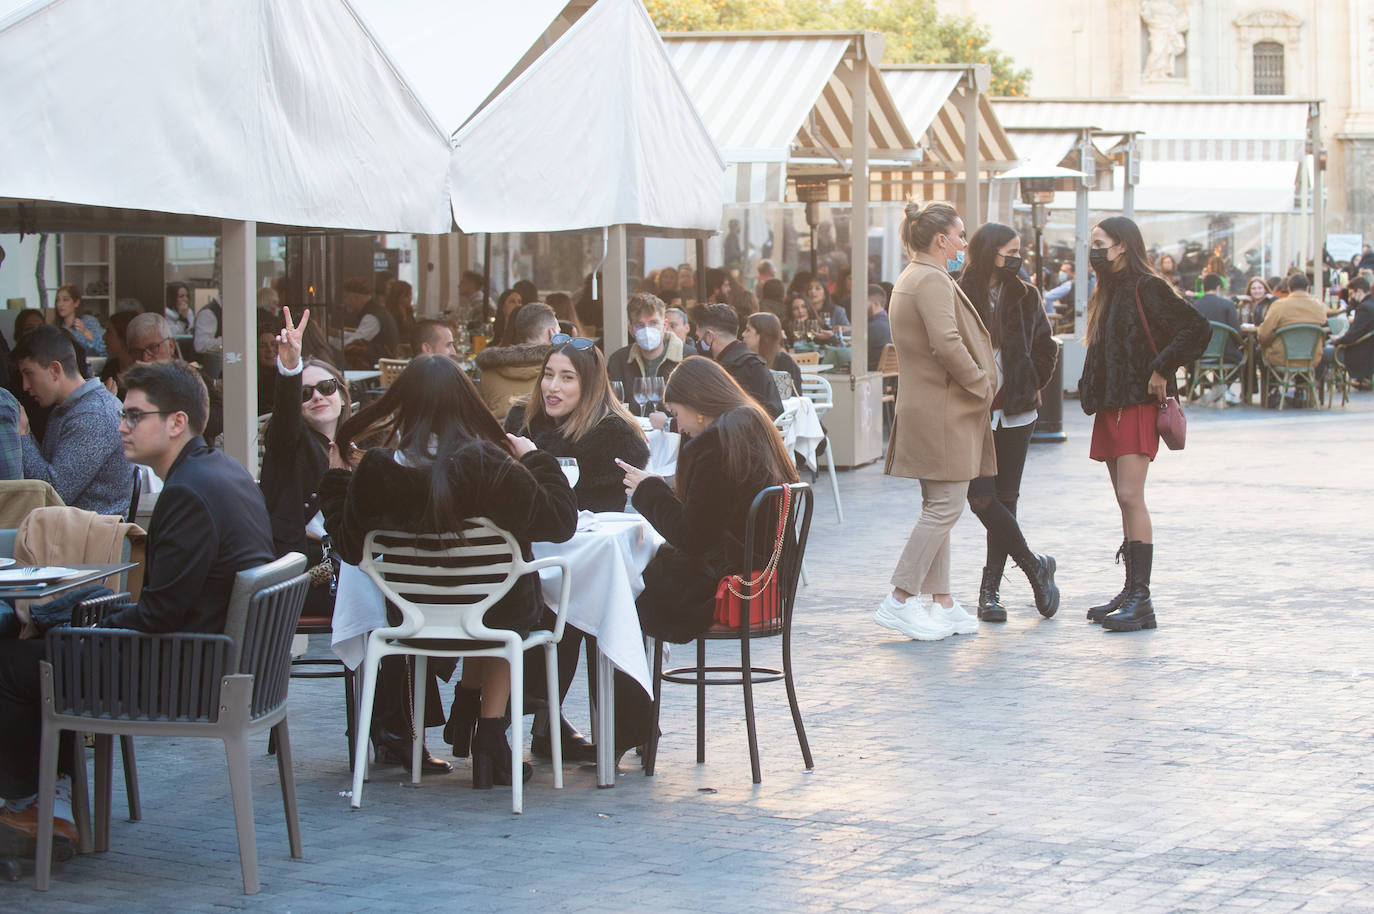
[845,43,870,379]
[603,225,629,351]
[696,238,707,303]
[959,74,980,230]
[221,219,257,475]
[1309,102,1324,298]
[483,234,493,321]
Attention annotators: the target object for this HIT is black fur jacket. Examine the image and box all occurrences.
[958,274,1058,415]
[503,404,650,513]
[1079,273,1211,415]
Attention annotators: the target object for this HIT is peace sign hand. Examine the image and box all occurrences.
[277,306,309,372]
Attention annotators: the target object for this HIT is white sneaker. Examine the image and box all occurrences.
[874,593,954,641]
[929,599,979,635]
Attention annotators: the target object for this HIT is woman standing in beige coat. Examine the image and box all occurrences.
[875,202,998,642]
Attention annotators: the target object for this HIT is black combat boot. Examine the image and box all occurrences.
[1101,542,1156,632]
[1087,539,1130,623]
[977,566,1007,622]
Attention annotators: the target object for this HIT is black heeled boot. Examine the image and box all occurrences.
[471,717,533,789]
[1016,553,1060,618]
[1102,542,1156,632]
[443,686,481,758]
[977,566,1007,622]
[1087,540,1130,623]
[531,710,597,763]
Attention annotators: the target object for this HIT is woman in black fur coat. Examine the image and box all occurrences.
[504,339,650,760]
[958,224,1061,623]
[1079,216,1210,633]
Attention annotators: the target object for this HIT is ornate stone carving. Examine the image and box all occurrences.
[1232,8,1303,95]
[1142,0,1190,82]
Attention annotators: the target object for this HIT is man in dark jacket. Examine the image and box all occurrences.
[1193,273,1243,364]
[0,362,274,857]
[1320,276,1374,386]
[606,293,685,409]
[342,276,399,365]
[695,303,783,418]
[866,283,893,372]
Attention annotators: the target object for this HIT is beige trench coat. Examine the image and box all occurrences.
[883,252,998,482]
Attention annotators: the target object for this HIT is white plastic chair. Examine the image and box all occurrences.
[351,521,572,814]
[798,374,843,523]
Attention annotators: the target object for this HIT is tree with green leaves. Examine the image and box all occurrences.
[646,0,1030,96]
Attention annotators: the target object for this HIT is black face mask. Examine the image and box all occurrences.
[999,255,1022,276]
[1089,247,1114,270]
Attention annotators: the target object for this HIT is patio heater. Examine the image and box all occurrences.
[795,177,831,277]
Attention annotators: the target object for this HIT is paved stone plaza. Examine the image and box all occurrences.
[11,396,1374,913]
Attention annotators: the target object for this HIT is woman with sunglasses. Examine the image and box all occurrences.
[501,335,649,761]
[321,355,577,789]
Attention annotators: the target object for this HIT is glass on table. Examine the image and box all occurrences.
[646,376,665,412]
[611,381,624,402]
[632,378,651,416]
[557,457,580,488]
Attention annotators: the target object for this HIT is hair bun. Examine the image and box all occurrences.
[904,201,922,219]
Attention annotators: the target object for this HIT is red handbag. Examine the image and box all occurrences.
[712,486,793,631]
[1134,283,1187,450]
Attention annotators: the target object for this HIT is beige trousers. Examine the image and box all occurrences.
[890,479,969,595]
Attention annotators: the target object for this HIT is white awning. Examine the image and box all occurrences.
[881,66,1018,171]
[662,32,917,203]
[449,0,723,234]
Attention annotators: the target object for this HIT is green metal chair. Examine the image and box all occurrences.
[1265,323,1326,410]
[1327,329,1374,407]
[1187,321,1245,402]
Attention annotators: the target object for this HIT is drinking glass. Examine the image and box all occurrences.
[557,457,580,488]
[647,376,665,412]
[632,378,651,416]
[611,381,624,402]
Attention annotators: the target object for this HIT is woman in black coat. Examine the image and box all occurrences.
[957,224,1061,623]
[1079,216,1210,633]
[320,355,577,788]
[503,339,650,760]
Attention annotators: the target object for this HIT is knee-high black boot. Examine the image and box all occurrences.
[1102,542,1156,632]
[1087,539,1130,623]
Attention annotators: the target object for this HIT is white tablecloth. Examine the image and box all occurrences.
[781,396,826,467]
[645,429,680,478]
[330,513,663,692]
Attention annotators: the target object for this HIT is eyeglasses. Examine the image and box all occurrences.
[135,338,173,361]
[551,333,595,350]
[300,378,341,402]
[118,408,171,427]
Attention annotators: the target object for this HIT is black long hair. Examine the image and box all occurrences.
[1086,216,1159,346]
[959,223,1019,346]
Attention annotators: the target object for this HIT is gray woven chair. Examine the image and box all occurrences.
[34,554,309,894]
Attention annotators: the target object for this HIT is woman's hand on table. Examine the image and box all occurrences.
[277,307,308,372]
[507,433,537,457]
[1147,371,1168,402]
[617,458,658,497]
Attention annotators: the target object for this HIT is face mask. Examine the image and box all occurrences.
[634,326,663,352]
[946,250,965,273]
[1000,255,1022,276]
[1089,247,1114,270]
[1057,271,1069,284]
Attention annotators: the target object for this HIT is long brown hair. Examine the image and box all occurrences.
[517,341,644,444]
[53,283,84,323]
[746,312,785,366]
[663,356,798,499]
[1085,216,1159,346]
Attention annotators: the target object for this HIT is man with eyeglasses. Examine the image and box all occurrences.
[11,325,131,515]
[125,312,223,445]
[0,361,274,857]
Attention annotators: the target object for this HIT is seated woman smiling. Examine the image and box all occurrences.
[504,335,650,761]
[504,335,649,512]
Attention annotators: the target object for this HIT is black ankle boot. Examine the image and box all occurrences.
[471,717,533,789]
[531,710,597,762]
[977,566,1007,622]
[443,686,481,758]
[1087,540,1130,623]
[1016,554,1059,618]
[1102,542,1156,632]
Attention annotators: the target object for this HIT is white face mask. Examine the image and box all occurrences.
[634,326,663,352]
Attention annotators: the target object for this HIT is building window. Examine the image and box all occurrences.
[1253,41,1285,94]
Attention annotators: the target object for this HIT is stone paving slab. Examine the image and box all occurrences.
[7,395,1374,912]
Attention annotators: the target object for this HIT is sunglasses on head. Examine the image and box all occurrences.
[551,333,595,350]
[300,378,341,402]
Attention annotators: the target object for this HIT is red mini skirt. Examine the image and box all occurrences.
[1089,403,1160,462]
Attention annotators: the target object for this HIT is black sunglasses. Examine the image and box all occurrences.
[551,333,595,350]
[301,378,341,402]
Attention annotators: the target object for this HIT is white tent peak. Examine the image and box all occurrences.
[449,0,724,234]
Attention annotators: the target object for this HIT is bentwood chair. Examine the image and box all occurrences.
[798,374,842,523]
[877,343,899,429]
[1327,330,1373,407]
[644,484,815,784]
[351,523,572,814]
[35,555,309,894]
[791,350,820,366]
[1265,323,1326,410]
[1187,321,1245,402]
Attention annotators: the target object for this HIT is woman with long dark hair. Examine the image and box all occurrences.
[383,280,416,342]
[491,288,523,345]
[52,283,106,358]
[320,355,577,787]
[1080,216,1209,632]
[743,311,802,396]
[503,338,649,761]
[958,224,1060,622]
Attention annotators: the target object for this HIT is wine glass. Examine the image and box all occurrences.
[632,378,651,416]
[557,457,580,488]
[611,381,624,403]
[646,376,665,413]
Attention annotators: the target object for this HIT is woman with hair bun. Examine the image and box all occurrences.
[874,201,996,643]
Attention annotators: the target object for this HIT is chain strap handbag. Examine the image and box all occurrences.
[1134,282,1187,450]
[712,485,793,631]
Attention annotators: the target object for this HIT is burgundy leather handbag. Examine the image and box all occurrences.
[1134,283,1187,450]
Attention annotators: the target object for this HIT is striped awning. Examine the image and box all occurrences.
[881,66,1018,172]
[1004,128,1116,176]
[993,97,1312,163]
[661,32,917,204]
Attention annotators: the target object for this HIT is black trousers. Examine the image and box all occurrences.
[0,638,75,799]
[968,422,1036,574]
